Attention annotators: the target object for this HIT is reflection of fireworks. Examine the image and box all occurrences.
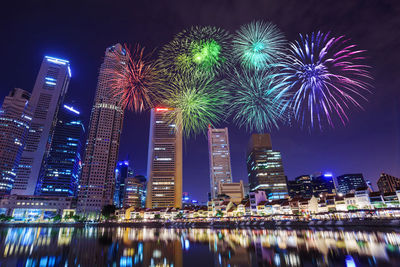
[160,74,229,137]
[158,26,232,79]
[232,21,286,69]
[228,68,288,132]
[107,44,158,112]
[279,32,372,129]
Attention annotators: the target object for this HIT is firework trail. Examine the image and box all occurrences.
[159,73,230,138]
[232,21,287,69]
[157,26,232,79]
[278,31,372,129]
[107,44,159,112]
[227,67,289,132]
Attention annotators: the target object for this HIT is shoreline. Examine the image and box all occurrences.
[1,218,400,230]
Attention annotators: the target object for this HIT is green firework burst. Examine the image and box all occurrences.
[159,73,230,138]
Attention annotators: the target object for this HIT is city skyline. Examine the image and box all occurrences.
[1,0,399,202]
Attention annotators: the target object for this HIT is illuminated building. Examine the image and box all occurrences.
[246,133,288,199]
[208,126,233,198]
[311,173,336,197]
[77,44,127,216]
[0,88,31,194]
[377,173,400,193]
[218,180,244,203]
[288,175,313,198]
[336,173,366,194]
[12,56,71,195]
[114,160,134,208]
[123,175,146,208]
[146,107,182,209]
[37,104,85,196]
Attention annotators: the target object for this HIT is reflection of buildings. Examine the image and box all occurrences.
[143,240,182,267]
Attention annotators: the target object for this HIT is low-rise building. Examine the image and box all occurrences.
[218,180,244,204]
[249,190,267,215]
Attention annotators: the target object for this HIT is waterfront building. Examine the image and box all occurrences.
[114,160,134,208]
[336,173,366,194]
[218,180,244,203]
[311,173,336,197]
[123,175,146,208]
[287,175,313,198]
[287,180,301,198]
[0,88,32,194]
[249,190,267,215]
[146,107,182,209]
[377,173,400,193]
[12,56,71,195]
[247,133,288,199]
[208,127,233,199]
[77,44,127,216]
[354,187,371,209]
[0,194,76,221]
[37,104,84,196]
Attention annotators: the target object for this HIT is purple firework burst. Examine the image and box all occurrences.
[279,31,372,129]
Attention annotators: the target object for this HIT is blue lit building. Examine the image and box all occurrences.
[336,173,366,194]
[37,104,84,196]
[311,173,336,197]
[114,159,134,208]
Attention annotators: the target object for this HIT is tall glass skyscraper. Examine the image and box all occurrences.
[146,107,182,208]
[114,160,134,208]
[0,88,32,194]
[336,173,366,194]
[77,44,127,216]
[208,127,232,199]
[12,56,71,195]
[37,104,84,196]
[247,133,288,200]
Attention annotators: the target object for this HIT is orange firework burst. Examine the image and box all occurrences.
[107,44,158,112]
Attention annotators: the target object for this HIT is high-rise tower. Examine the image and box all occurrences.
[146,107,182,209]
[77,44,127,215]
[208,127,233,199]
[38,104,85,196]
[12,56,71,195]
[247,133,288,200]
[0,88,32,194]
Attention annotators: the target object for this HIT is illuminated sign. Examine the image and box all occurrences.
[45,56,69,65]
[155,107,170,112]
[63,105,80,115]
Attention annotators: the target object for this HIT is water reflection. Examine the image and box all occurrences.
[0,226,400,266]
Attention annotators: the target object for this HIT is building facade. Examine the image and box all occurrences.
[0,88,32,194]
[336,173,366,194]
[37,104,84,196]
[123,175,146,208]
[77,44,127,216]
[114,160,134,208]
[377,173,400,193]
[12,56,71,195]
[218,180,244,203]
[208,127,233,199]
[311,173,336,197]
[247,134,288,200]
[146,107,182,209]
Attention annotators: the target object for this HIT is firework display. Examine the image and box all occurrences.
[232,21,287,69]
[107,44,158,112]
[157,26,232,79]
[159,73,229,137]
[278,31,372,129]
[228,68,289,132]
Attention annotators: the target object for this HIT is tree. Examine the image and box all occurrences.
[0,214,13,222]
[101,205,116,219]
[52,214,62,222]
[154,214,161,220]
[216,210,224,217]
[174,213,183,220]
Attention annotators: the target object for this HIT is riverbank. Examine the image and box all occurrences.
[2,218,400,229]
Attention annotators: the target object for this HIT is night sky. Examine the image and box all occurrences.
[1,0,399,202]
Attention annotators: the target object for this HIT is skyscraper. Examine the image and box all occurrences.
[311,173,336,197]
[114,159,134,208]
[208,127,233,199]
[146,107,182,209]
[77,44,127,216]
[37,104,85,196]
[377,173,400,193]
[0,88,32,194]
[247,133,288,200]
[12,56,71,195]
[336,173,366,194]
[123,175,146,208]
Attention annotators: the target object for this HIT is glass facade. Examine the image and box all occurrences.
[36,105,84,196]
[337,173,366,194]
